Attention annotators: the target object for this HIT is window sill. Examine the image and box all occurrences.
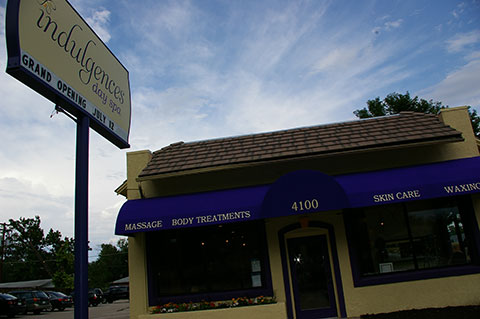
[353,264,480,287]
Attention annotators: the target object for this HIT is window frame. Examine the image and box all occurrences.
[145,220,273,306]
[344,195,480,287]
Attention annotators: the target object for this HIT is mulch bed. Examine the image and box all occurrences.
[361,305,480,319]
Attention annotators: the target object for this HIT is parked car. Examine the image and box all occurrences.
[8,290,51,314]
[103,286,129,303]
[0,293,26,318]
[45,291,72,311]
[89,288,105,304]
[70,290,101,307]
[88,291,101,307]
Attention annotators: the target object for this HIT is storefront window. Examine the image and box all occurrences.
[146,220,269,303]
[349,197,474,277]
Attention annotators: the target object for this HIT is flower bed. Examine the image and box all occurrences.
[151,296,276,314]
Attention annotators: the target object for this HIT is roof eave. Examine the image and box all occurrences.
[115,180,128,198]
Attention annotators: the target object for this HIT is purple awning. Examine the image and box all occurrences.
[116,185,270,235]
[336,156,480,207]
[116,157,480,235]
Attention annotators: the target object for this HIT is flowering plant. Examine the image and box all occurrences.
[231,296,274,306]
[151,296,276,314]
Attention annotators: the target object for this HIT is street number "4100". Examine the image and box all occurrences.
[291,199,319,212]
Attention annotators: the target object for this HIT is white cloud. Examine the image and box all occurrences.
[465,51,480,61]
[0,176,74,237]
[384,19,404,30]
[84,8,111,43]
[451,2,466,19]
[372,18,404,34]
[419,58,480,108]
[446,30,480,53]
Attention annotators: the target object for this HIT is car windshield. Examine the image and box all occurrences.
[34,291,48,298]
[0,293,17,300]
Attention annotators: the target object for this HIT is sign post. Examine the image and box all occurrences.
[5,1,131,318]
[74,114,90,318]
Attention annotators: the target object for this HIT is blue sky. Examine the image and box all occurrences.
[0,0,479,261]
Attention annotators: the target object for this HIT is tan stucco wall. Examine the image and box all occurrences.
[128,233,149,319]
[125,106,480,319]
[125,150,152,319]
[438,106,479,158]
[344,274,480,316]
[127,150,152,200]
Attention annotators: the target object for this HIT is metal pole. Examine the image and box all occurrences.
[0,223,6,282]
[74,114,90,319]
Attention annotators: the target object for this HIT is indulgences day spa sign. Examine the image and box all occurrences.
[5,0,131,148]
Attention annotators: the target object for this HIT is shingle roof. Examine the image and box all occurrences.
[139,112,463,179]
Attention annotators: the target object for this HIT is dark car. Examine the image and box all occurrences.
[0,293,26,318]
[8,290,50,314]
[88,291,101,307]
[70,290,101,307]
[89,288,105,304]
[45,291,72,311]
[103,286,129,303]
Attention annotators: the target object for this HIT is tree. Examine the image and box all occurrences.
[46,230,75,291]
[88,239,128,289]
[3,216,52,282]
[1,216,74,288]
[354,92,480,137]
[1,216,128,291]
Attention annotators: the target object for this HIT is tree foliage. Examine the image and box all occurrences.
[1,216,128,292]
[354,92,480,137]
[1,216,74,289]
[88,239,128,289]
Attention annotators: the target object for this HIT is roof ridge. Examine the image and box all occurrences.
[168,113,409,148]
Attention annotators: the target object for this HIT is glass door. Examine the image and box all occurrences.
[287,235,337,319]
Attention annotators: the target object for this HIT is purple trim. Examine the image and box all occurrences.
[287,235,337,318]
[351,265,480,287]
[309,222,347,318]
[5,0,21,68]
[278,223,299,319]
[278,222,347,319]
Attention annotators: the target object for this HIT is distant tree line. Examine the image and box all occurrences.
[0,216,127,292]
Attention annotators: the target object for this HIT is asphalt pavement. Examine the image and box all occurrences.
[14,300,129,319]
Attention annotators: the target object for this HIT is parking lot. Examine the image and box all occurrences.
[13,300,129,319]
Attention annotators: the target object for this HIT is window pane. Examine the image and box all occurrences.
[147,221,266,298]
[353,204,415,275]
[349,197,475,279]
[407,202,471,269]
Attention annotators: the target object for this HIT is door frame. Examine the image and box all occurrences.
[279,220,347,319]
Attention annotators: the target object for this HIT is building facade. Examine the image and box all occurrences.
[115,107,480,319]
